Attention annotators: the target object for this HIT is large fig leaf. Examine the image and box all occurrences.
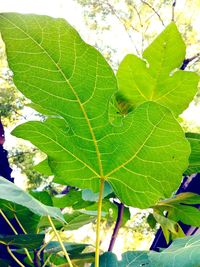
[97,234,200,267]
[0,13,190,208]
[150,233,200,267]
[117,23,199,116]
[92,251,151,267]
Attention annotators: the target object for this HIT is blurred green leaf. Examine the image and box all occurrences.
[185,132,200,175]
[0,234,44,249]
[0,177,64,222]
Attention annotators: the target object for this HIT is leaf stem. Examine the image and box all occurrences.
[0,209,17,234]
[14,213,33,264]
[108,201,124,252]
[7,245,25,267]
[95,178,105,267]
[0,209,33,264]
[47,215,73,267]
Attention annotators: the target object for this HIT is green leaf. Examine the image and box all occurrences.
[39,210,96,230]
[168,204,200,227]
[117,23,199,116]
[82,181,113,202]
[44,241,89,255]
[150,234,200,267]
[92,251,151,267]
[147,213,157,229]
[92,252,118,267]
[30,190,53,206]
[0,13,190,208]
[0,177,64,222]
[52,190,82,208]
[153,212,184,243]
[185,132,200,175]
[33,158,53,176]
[159,192,200,205]
[0,234,44,249]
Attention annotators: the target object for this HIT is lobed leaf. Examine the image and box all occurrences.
[117,23,199,116]
[0,13,191,208]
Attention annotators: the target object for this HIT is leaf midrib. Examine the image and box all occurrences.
[2,15,103,177]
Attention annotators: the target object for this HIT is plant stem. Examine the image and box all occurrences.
[0,209,33,264]
[14,213,33,264]
[47,215,73,267]
[7,245,25,267]
[108,202,124,252]
[95,178,105,267]
[0,209,17,234]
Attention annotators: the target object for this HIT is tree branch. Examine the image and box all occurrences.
[141,0,165,26]
[172,0,176,21]
[180,53,200,70]
[108,201,124,252]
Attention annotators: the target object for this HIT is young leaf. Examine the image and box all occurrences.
[82,181,113,202]
[168,204,200,227]
[117,23,199,116]
[185,132,200,175]
[0,177,64,222]
[0,13,190,208]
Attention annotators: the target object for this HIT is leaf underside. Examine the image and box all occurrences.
[0,177,64,221]
[0,13,191,208]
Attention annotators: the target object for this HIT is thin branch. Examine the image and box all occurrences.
[141,0,165,27]
[14,214,33,264]
[0,210,33,264]
[7,246,25,267]
[47,215,73,267]
[180,53,200,70]
[132,4,144,53]
[104,0,140,55]
[95,179,105,267]
[172,0,177,21]
[108,201,124,252]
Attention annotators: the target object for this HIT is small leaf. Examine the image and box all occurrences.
[82,181,113,202]
[168,204,200,227]
[158,192,200,205]
[185,132,200,175]
[147,213,157,229]
[0,177,64,222]
[153,212,184,243]
[117,23,199,116]
[33,158,53,176]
